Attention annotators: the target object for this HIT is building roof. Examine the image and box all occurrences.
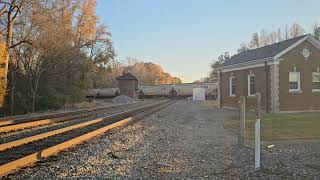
[222,34,309,67]
[116,73,138,80]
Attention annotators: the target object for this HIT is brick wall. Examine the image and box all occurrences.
[118,80,138,98]
[279,40,320,111]
[220,66,271,111]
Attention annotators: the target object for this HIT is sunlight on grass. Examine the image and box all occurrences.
[224,112,320,141]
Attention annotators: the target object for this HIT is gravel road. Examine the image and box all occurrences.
[4,100,320,179]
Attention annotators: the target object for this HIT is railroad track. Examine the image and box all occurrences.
[0,100,173,177]
[0,102,149,133]
[0,102,154,146]
[0,102,155,145]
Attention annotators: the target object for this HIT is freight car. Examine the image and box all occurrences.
[139,83,217,99]
[88,83,218,100]
[87,88,119,98]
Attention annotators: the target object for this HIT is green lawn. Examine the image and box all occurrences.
[224,112,320,141]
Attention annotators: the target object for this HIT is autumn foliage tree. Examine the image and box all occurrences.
[0,0,115,115]
[241,22,306,51]
[92,58,182,88]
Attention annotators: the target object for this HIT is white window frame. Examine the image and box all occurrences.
[229,76,236,97]
[289,72,301,92]
[247,74,255,96]
[312,72,320,92]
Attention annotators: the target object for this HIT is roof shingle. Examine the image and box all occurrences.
[222,34,308,67]
[116,73,138,80]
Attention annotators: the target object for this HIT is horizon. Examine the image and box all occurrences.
[96,0,320,83]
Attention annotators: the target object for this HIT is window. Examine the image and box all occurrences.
[248,74,255,96]
[312,72,320,91]
[289,72,300,92]
[229,76,236,96]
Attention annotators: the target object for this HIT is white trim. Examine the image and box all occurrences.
[248,74,255,96]
[279,109,320,113]
[308,36,320,49]
[229,76,236,97]
[218,35,320,73]
[221,60,277,73]
[222,106,239,110]
[273,35,310,60]
[274,35,320,60]
[312,72,320,91]
[288,71,301,92]
[289,90,302,93]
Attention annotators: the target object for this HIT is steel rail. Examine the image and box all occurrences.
[0,102,148,132]
[0,101,169,151]
[0,100,172,177]
[0,102,143,127]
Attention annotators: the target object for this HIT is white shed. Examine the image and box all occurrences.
[193,88,205,101]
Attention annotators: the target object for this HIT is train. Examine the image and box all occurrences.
[87,83,218,99]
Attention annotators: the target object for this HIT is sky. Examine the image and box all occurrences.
[96,0,320,83]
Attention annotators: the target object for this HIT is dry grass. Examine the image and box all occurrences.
[224,112,320,141]
[202,100,218,108]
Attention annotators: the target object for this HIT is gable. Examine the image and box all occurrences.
[275,39,320,61]
[279,39,320,65]
[222,35,309,67]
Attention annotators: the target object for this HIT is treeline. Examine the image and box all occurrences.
[0,0,115,115]
[237,22,320,53]
[209,22,320,82]
[93,57,182,88]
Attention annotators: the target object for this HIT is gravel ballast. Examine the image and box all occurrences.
[4,100,320,179]
[112,95,136,104]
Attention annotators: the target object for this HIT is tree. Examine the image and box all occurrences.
[0,0,31,113]
[0,0,115,115]
[289,22,305,38]
[209,52,229,82]
[240,22,307,54]
[284,25,289,40]
[277,28,283,42]
[92,59,182,88]
[237,42,249,53]
[268,31,279,44]
[312,23,320,40]
[260,29,270,46]
[249,32,260,49]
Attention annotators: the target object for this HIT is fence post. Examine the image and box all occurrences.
[255,93,261,169]
[238,96,245,146]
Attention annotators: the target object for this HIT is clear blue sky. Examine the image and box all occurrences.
[96,0,320,82]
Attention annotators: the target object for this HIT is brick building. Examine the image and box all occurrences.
[116,72,138,98]
[217,34,320,113]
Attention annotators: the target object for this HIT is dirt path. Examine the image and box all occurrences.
[126,100,237,179]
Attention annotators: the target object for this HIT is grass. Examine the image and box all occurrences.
[202,100,218,108]
[224,112,320,141]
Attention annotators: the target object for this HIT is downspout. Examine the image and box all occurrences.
[265,61,270,113]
